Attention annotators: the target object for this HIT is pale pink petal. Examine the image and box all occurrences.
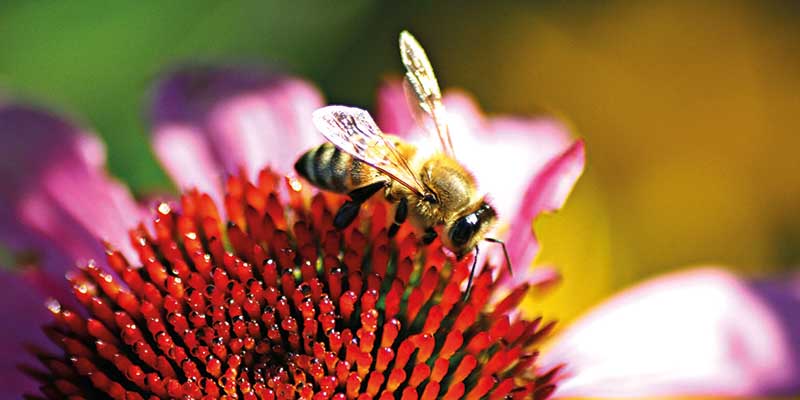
[0,269,60,398]
[502,140,585,280]
[542,268,800,398]
[0,104,140,276]
[441,90,485,141]
[150,66,325,200]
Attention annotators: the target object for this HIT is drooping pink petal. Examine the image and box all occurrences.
[0,269,59,398]
[522,264,562,292]
[542,267,800,398]
[0,104,141,273]
[150,66,325,201]
[503,139,585,275]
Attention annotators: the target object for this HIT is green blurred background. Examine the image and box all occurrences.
[2,0,799,325]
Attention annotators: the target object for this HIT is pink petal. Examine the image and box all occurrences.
[150,66,325,201]
[542,267,800,398]
[375,80,485,141]
[376,81,417,135]
[0,104,141,273]
[0,269,59,398]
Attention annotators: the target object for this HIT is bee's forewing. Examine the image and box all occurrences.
[312,106,426,196]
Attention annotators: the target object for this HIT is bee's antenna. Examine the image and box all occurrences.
[464,245,480,301]
[485,237,513,277]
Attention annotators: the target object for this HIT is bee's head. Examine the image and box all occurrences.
[443,199,497,258]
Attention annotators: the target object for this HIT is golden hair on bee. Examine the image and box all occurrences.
[294,31,511,296]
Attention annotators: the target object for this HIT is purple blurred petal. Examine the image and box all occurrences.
[542,268,800,398]
[150,66,325,201]
[151,124,225,204]
[0,104,141,273]
[0,269,59,398]
[0,202,75,302]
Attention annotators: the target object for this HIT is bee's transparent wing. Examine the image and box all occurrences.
[399,30,455,157]
[312,105,426,196]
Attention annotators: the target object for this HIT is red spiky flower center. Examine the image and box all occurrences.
[30,168,560,399]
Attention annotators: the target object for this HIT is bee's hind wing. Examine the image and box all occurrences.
[399,30,455,158]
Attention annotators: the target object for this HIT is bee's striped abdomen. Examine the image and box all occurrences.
[294,143,384,194]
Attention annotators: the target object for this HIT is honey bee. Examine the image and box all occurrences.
[294,31,510,292]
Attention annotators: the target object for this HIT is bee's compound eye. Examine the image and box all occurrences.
[450,213,478,247]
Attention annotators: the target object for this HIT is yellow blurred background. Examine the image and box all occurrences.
[1,0,798,326]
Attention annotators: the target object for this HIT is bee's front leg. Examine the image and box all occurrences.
[333,181,386,229]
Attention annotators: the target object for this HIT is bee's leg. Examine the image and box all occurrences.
[333,201,362,229]
[388,197,408,238]
[333,181,386,230]
[348,181,386,203]
[422,227,437,245]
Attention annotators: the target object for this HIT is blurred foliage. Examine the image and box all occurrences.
[0,0,375,190]
[2,0,799,327]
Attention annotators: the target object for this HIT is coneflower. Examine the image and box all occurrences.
[1,64,796,399]
[35,169,560,399]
